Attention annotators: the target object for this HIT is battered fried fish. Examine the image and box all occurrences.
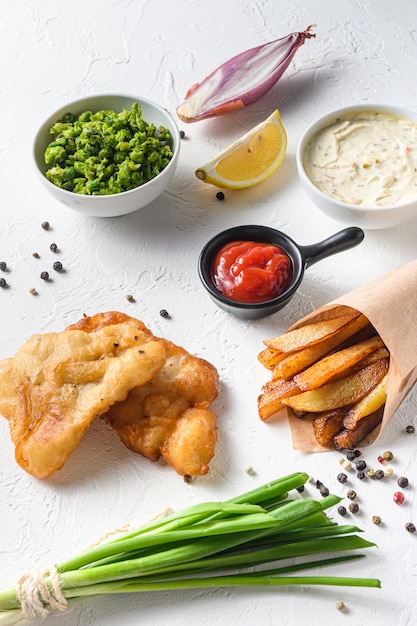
[69,313,219,476]
[0,321,166,478]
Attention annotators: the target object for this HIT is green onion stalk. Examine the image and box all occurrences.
[0,472,380,624]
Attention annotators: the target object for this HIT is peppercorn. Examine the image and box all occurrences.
[393,491,405,504]
[377,455,386,465]
[125,295,135,302]
[0,277,7,288]
[367,469,376,478]
[216,191,225,201]
[179,130,186,139]
[375,470,385,480]
[0,261,6,271]
[183,474,192,484]
[337,472,348,484]
[335,601,345,611]
[50,243,58,252]
[356,459,367,471]
[53,261,63,272]
[397,476,409,488]
[337,505,347,516]
[319,486,330,497]
[405,522,416,533]
[406,425,415,434]
[41,221,50,230]
[385,467,394,477]
[349,502,359,514]
[372,515,382,525]
[357,471,366,480]
[315,479,323,489]
[159,309,170,319]
[40,271,49,281]
[296,485,305,493]
[341,460,352,471]
[346,451,357,461]
[29,287,38,295]
[383,451,394,461]
[32,252,40,259]
[347,489,356,500]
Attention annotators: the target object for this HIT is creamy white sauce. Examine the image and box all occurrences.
[303,111,417,207]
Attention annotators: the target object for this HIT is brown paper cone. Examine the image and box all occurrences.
[286,258,417,451]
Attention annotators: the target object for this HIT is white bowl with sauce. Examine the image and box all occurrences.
[296,104,417,229]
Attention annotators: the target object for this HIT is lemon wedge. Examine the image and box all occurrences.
[195,109,287,189]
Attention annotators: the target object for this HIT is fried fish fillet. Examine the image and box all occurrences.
[68,312,219,476]
[0,321,166,478]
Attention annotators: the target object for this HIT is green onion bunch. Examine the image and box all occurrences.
[0,472,380,624]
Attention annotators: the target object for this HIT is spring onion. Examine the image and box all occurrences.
[0,472,380,624]
[176,27,316,123]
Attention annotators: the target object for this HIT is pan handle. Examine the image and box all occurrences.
[299,227,364,269]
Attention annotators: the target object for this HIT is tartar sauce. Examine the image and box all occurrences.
[303,110,417,207]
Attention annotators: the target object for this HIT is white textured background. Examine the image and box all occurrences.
[1,1,417,624]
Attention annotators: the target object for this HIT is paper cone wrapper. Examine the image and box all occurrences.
[286,258,417,451]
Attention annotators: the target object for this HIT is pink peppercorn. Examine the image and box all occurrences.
[393,491,405,504]
[377,455,386,465]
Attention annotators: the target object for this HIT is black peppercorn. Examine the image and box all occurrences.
[319,486,329,497]
[0,277,6,288]
[50,243,58,252]
[32,252,40,259]
[338,505,347,516]
[346,451,357,461]
[296,485,305,493]
[398,476,409,488]
[375,470,385,480]
[0,261,6,271]
[180,130,186,139]
[406,425,415,434]
[41,221,50,230]
[349,502,359,514]
[356,460,367,471]
[405,522,416,533]
[159,309,170,319]
[183,474,192,483]
[337,473,348,484]
[53,261,63,272]
[40,271,49,281]
[357,471,366,480]
[216,191,225,201]
[347,489,357,500]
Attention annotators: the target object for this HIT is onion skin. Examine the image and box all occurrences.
[177,26,316,123]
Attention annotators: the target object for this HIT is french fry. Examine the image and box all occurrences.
[294,336,385,391]
[334,406,385,451]
[271,314,370,381]
[264,311,361,353]
[257,347,286,370]
[281,358,389,413]
[257,379,300,420]
[312,408,349,447]
[342,373,388,430]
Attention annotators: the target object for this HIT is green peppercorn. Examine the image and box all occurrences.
[125,295,135,302]
[367,469,376,478]
[372,515,382,525]
[383,451,393,461]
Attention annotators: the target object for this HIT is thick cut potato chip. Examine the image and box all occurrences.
[257,378,300,420]
[264,311,360,353]
[312,408,348,447]
[343,373,388,430]
[271,314,370,381]
[334,407,385,451]
[281,358,389,413]
[294,336,385,391]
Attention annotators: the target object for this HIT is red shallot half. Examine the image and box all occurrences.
[176,26,316,123]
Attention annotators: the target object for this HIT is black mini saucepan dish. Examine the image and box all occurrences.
[198,225,364,319]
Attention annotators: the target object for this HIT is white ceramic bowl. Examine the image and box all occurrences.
[33,94,181,217]
[296,104,417,230]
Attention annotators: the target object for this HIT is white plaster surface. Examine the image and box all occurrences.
[0,1,417,624]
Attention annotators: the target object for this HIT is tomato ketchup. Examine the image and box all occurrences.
[212,240,292,304]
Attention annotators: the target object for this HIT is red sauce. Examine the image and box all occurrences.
[212,240,293,304]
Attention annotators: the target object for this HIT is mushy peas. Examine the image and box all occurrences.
[303,110,417,207]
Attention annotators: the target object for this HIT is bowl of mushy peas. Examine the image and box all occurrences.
[296,104,417,229]
[33,94,181,217]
